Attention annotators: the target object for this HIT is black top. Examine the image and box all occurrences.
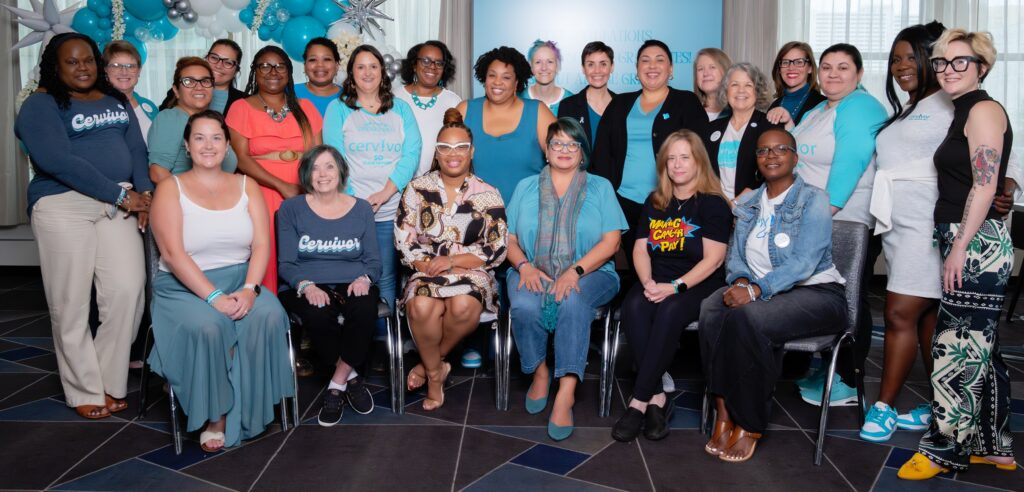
[225,86,248,116]
[591,88,708,190]
[767,88,826,126]
[557,88,616,146]
[635,193,732,283]
[933,90,1012,223]
[703,110,779,196]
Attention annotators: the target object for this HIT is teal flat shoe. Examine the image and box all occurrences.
[525,375,552,415]
[548,408,574,441]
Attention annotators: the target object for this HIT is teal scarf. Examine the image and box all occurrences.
[533,167,587,331]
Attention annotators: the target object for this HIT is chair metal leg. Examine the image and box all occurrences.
[493,318,504,410]
[168,386,182,456]
[700,388,710,436]
[599,315,617,418]
[496,313,512,411]
[389,310,405,415]
[137,324,153,418]
[815,333,849,466]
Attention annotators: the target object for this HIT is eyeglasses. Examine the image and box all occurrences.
[206,53,239,69]
[256,62,287,75]
[930,56,982,73]
[755,144,797,157]
[436,142,472,155]
[548,140,582,153]
[179,76,214,88]
[778,58,809,68]
[417,57,446,69]
[107,62,139,73]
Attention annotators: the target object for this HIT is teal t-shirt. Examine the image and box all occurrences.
[506,173,628,279]
[587,104,601,148]
[617,98,662,204]
[147,107,238,174]
[210,88,229,114]
[295,82,341,117]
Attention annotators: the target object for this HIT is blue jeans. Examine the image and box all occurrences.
[376,221,397,334]
[506,269,618,379]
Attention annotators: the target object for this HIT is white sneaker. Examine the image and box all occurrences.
[661,372,675,393]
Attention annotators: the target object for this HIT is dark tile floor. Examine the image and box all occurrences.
[0,266,1022,491]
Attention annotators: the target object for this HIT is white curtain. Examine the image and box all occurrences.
[723,0,779,76]
[439,0,472,99]
[2,5,29,225]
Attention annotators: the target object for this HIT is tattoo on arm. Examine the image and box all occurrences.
[971,145,1000,186]
[955,189,975,242]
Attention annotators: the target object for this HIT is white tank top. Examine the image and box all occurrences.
[159,175,253,272]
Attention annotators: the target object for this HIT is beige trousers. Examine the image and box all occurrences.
[31,191,145,407]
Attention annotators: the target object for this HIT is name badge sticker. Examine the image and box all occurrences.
[710,131,722,142]
[774,233,791,248]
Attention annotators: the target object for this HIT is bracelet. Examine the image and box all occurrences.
[515,259,529,271]
[205,289,224,305]
[114,188,128,209]
[296,280,314,297]
[734,281,749,288]
[745,284,757,302]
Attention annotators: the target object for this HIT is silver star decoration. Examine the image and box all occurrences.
[3,0,81,51]
[332,0,393,41]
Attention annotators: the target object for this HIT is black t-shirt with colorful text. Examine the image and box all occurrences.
[635,193,732,283]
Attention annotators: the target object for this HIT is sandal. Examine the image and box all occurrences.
[970,455,1018,471]
[105,394,128,414]
[719,428,762,463]
[295,358,315,378]
[422,362,451,411]
[75,404,111,420]
[199,430,225,453]
[407,363,427,391]
[704,419,734,456]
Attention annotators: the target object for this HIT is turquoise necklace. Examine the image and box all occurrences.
[411,89,439,110]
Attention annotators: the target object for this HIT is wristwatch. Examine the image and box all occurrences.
[671,279,688,294]
[244,283,262,295]
[573,265,585,276]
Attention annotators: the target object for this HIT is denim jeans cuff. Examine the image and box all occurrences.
[554,365,584,380]
[520,355,546,375]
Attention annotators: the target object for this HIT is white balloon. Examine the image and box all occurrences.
[189,0,220,16]
[221,0,250,9]
[327,21,359,39]
[195,11,216,27]
[215,7,245,33]
[170,15,194,30]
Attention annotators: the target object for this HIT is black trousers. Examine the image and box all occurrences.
[621,279,724,401]
[279,284,379,370]
[699,282,847,433]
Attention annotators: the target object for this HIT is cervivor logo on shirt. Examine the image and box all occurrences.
[71,106,130,132]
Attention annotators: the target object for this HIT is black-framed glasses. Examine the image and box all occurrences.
[417,57,446,69]
[180,76,214,88]
[778,58,809,68]
[206,52,239,69]
[107,62,139,73]
[548,140,582,153]
[256,62,287,75]
[436,142,472,155]
[930,56,982,73]
[755,144,797,157]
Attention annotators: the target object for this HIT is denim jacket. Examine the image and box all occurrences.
[726,175,835,299]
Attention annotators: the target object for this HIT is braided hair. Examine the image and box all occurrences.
[38,33,125,111]
[243,45,314,147]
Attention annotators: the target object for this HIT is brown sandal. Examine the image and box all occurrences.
[105,394,128,414]
[407,363,427,391]
[719,428,762,463]
[75,404,111,420]
[422,362,451,411]
[704,420,734,456]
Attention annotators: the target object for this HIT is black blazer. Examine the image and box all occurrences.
[224,85,248,115]
[591,88,708,192]
[557,88,616,146]
[767,88,826,126]
[703,110,779,196]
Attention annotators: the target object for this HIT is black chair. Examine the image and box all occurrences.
[700,220,869,465]
[1004,210,1024,321]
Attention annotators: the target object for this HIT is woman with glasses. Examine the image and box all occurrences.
[206,39,247,114]
[395,109,507,410]
[505,118,627,441]
[102,41,157,141]
[295,37,342,117]
[227,46,323,293]
[898,29,1016,480]
[395,40,462,177]
[694,48,732,121]
[557,41,616,148]
[766,42,826,126]
[699,128,846,463]
[149,57,238,184]
[523,40,572,114]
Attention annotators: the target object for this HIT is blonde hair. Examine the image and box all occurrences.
[932,28,997,81]
[693,48,732,107]
[651,130,727,211]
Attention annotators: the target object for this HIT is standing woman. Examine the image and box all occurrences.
[227,46,323,293]
[295,37,342,117]
[766,42,826,126]
[323,44,422,317]
[592,39,707,239]
[898,29,1016,479]
[523,40,572,114]
[102,41,157,141]
[703,63,776,201]
[558,41,616,148]
[396,109,508,410]
[694,48,732,121]
[206,39,246,114]
[149,110,294,451]
[394,40,463,177]
[611,130,730,443]
[16,33,152,419]
[506,118,626,440]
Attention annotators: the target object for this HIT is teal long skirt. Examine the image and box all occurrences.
[148,262,294,447]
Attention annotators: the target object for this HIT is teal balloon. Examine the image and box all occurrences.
[87,0,112,17]
[125,0,166,21]
[123,12,145,35]
[123,36,148,64]
[150,17,179,41]
[98,18,112,29]
[258,24,273,41]
[271,23,285,42]
[72,9,102,36]
[239,8,255,27]
[279,0,314,16]
[311,0,342,25]
[281,16,323,60]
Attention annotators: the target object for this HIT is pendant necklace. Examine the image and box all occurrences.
[257,94,290,123]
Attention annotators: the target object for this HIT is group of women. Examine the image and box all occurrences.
[14,23,1015,476]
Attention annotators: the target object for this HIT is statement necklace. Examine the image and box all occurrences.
[257,94,290,123]
[411,90,438,110]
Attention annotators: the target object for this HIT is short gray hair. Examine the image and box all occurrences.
[717,62,773,113]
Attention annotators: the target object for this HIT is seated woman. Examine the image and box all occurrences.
[698,128,847,462]
[612,130,731,443]
[506,118,627,441]
[149,110,295,452]
[395,109,508,411]
[276,145,382,426]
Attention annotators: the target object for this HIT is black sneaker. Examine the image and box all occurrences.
[611,407,645,442]
[318,389,345,427]
[344,376,375,415]
[643,401,674,441]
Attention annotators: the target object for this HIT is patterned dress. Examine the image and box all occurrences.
[395,172,507,320]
